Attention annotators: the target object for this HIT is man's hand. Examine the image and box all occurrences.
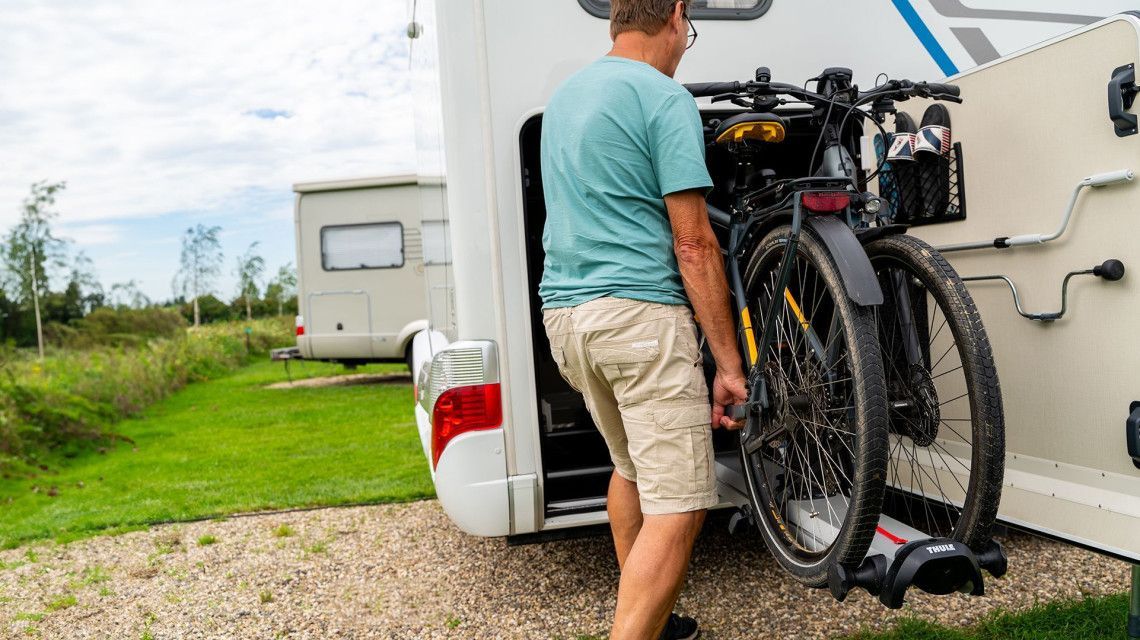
[711,370,748,430]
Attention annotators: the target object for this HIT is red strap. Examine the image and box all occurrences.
[876,525,908,545]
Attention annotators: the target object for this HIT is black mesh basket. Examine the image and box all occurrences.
[878,141,966,226]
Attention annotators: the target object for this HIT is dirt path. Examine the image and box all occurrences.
[0,501,1129,639]
[265,373,411,390]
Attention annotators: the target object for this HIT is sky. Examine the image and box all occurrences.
[0,0,416,302]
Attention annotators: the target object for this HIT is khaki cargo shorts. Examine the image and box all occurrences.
[542,296,718,515]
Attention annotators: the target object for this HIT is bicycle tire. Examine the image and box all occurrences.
[739,224,889,587]
[865,233,1005,550]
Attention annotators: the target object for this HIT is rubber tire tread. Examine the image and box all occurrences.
[865,233,1005,550]
[741,225,890,587]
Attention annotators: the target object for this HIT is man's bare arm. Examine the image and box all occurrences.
[665,190,747,428]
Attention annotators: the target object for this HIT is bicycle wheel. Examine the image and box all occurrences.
[865,233,1004,550]
[739,224,889,587]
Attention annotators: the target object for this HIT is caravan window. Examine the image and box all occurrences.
[320,222,404,270]
[578,0,772,19]
[422,220,452,266]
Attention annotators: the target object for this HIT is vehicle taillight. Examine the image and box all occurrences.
[295,315,304,336]
[802,192,851,213]
[431,383,502,468]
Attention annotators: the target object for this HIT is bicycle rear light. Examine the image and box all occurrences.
[716,121,786,144]
[802,191,851,212]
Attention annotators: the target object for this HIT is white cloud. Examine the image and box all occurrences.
[0,0,415,228]
[58,222,122,246]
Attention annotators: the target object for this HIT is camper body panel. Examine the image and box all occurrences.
[900,15,1140,561]
[294,176,427,363]
[413,0,1140,556]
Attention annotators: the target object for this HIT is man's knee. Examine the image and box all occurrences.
[642,509,706,542]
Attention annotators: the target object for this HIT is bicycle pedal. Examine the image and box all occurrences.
[725,403,750,421]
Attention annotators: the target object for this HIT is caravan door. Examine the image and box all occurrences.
[897,14,1140,561]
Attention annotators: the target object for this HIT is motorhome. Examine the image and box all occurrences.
[407,0,1140,577]
[292,175,434,367]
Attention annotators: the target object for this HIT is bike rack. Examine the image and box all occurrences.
[960,259,1126,322]
[934,169,1134,253]
[826,514,1007,609]
[716,455,1008,609]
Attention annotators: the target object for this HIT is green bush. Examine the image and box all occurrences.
[0,317,292,472]
[45,308,187,350]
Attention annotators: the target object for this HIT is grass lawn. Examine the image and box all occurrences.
[846,593,1132,639]
[0,360,434,547]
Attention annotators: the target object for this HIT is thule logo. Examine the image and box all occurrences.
[926,544,956,555]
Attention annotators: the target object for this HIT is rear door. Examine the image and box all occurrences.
[900,14,1140,561]
[306,290,374,359]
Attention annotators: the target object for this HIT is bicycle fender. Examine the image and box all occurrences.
[804,216,884,306]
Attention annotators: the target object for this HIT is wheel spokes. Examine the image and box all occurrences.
[875,260,976,540]
[747,249,861,557]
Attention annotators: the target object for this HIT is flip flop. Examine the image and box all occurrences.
[884,112,921,222]
[914,104,952,219]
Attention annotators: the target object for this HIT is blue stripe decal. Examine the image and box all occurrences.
[890,0,959,76]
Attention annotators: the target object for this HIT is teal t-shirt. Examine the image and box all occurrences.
[538,56,713,309]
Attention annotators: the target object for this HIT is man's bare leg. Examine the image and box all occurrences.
[610,510,706,640]
[608,471,643,570]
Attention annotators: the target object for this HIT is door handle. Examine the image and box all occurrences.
[1108,63,1139,137]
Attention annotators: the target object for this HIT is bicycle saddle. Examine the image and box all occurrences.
[713,112,787,145]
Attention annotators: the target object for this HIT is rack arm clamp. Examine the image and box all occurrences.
[828,539,1008,609]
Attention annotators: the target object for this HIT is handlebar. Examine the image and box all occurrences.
[920,82,961,98]
[685,81,742,98]
[685,75,961,106]
[858,79,961,102]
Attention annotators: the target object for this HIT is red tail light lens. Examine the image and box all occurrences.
[802,192,851,213]
[431,383,502,468]
[295,315,305,336]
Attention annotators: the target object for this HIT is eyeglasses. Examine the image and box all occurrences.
[685,11,698,49]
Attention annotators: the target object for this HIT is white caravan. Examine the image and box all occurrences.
[408,0,1140,569]
[293,175,431,366]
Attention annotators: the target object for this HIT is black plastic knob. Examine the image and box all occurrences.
[1094,259,1126,281]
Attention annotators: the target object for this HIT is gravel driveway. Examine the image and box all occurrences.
[0,500,1129,639]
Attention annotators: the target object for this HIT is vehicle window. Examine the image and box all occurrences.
[321,222,404,270]
[422,220,452,266]
[578,0,772,19]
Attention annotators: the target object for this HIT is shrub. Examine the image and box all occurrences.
[0,317,292,473]
[45,308,188,350]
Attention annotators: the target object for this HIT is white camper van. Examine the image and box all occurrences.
[292,175,430,367]
[408,0,1140,579]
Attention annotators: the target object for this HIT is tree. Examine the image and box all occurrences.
[67,251,105,315]
[264,262,297,317]
[233,242,265,321]
[179,293,229,324]
[109,280,151,309]
[2,181,69,355]
[173,224,222,327]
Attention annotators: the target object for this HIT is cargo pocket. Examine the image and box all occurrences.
[588,340,660,406]
[666,314,709,402]
[652,403,714,498]
[550,345,583,393]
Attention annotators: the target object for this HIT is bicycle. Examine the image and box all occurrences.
[684,67,1005,586]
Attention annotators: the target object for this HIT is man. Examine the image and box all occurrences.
[539,1,748,638]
